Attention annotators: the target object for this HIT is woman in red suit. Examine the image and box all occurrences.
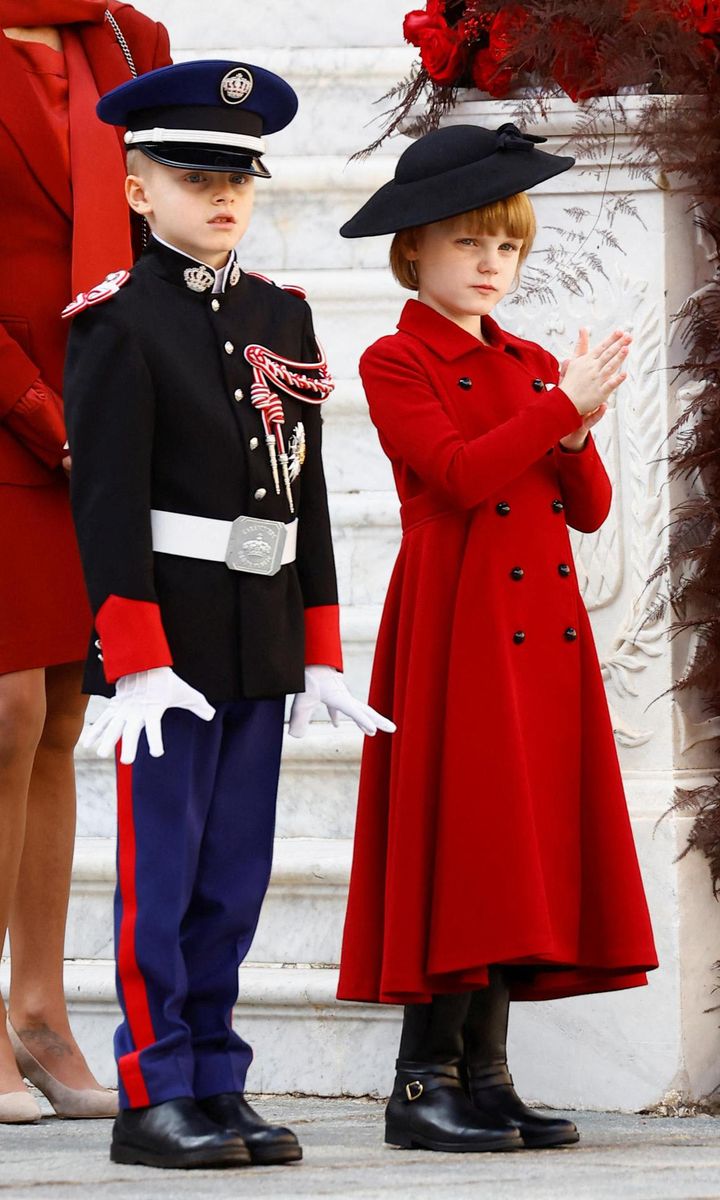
[0,1,170,1122]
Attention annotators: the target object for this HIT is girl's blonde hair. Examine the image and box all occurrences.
[390,193,536,292]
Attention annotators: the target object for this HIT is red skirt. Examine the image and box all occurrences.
[0,478,92,674]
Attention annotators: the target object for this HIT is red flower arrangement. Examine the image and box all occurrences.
[402,0,720,100]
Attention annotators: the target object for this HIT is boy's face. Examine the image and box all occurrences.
[409,218,522,336]
[126,158,256,268]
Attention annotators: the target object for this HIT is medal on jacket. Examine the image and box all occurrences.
[244,344,333,514]
[288,422,306,481]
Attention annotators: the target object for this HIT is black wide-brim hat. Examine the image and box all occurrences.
[340,123,575,238]
[97,60,298,178]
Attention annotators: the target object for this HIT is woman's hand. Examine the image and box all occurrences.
[559,327,630,418]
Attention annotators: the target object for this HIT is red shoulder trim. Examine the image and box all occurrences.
[61,270,130,320]
[245,271,307,301]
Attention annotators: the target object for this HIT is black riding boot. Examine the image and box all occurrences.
[385,993,521,1153]
[463,967,579,1149]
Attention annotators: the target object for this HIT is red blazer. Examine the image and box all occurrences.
[0,4,170,485]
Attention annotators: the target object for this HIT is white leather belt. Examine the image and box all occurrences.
[151,510,298,577]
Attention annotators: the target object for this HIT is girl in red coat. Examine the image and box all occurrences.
[0,1,170,1123]
[338,124,659,1153]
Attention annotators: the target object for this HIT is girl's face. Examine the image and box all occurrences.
[409,219,523,338]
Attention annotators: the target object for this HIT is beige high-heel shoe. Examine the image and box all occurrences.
[0,1089,42,1124]
[7,1021,118,1120]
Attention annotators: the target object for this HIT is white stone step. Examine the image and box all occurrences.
[240,157,402,273]
[77,721,368,841]
[322,379,395,494]
[272,269,405,381]
[329,491,400,608]
[0,954,676,1111]
[66,837,352,967]
[0,958,400,1096]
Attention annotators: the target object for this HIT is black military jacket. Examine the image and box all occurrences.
[64,238,341,704]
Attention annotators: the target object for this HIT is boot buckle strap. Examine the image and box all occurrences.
[405,1081,424,1102]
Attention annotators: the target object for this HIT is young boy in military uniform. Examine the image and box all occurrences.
[63,59,393,1171]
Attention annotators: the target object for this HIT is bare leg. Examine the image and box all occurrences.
[0,669,46,1094]
[8,662,101,1090]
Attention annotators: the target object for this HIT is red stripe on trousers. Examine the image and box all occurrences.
[116,757,155,1107]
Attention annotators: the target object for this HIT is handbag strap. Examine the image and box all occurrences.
[103,8,137,77]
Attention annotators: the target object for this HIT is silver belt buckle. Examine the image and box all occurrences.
[225,515,287,576]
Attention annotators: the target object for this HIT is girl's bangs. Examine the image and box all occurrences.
[445,194,536,242]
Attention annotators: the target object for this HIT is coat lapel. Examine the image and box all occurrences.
[0,31,73,218]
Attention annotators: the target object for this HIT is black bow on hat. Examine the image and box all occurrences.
[495,122,547,151]
[340,123,575,239]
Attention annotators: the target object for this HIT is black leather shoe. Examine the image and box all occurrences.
[198,1093,302,1164]
[385,1062,522,1153]
[110,1096,251,1169]
[468,1067,579,1149]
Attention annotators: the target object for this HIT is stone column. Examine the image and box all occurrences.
[438,94,720,1108]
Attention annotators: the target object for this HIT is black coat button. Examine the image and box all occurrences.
[496,501,511,516]
[510,567,524,581]
[552,498,564,513]
[513,631,526,644]
[564,627,578,641]
[458,377,473,389]
[532,378,544,392]
[558,563,571,577]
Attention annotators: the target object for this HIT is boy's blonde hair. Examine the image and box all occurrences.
[390,193,537,292]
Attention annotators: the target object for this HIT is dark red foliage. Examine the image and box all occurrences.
[401,0,716,97]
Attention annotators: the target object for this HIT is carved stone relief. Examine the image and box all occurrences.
[505,268,667,745]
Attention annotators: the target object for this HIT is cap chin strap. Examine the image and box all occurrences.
[124,128,266,154]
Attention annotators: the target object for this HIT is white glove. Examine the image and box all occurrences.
[288,665,396,739]
[80,666,215,764]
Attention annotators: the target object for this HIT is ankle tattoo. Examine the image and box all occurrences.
[18,1023,73,1059]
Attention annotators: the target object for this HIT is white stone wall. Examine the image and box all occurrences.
[19,0,718,1108]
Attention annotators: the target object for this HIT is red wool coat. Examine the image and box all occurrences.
[337,299,658,1006]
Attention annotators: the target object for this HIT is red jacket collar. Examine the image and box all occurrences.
[397,298,522,362]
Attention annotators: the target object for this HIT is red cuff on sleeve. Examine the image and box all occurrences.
[95,595,173,683]
[8,381,68,468]
[304,604,343,672]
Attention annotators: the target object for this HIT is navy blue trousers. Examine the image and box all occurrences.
[113,699,285,1109]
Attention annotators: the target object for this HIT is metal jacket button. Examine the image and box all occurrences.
[513,630,526,644]
[551,498,564,513]
[224,341,234,354]
[496,501,511,516]
[249,437,259,450]
[254,488,267,501]
[211,299,220,312]
[558,563,571,577]
[532,378,544,392]
[564,627,578,641]
[510,566,524,581]
[234,388,243,402]
[458,377,473,389]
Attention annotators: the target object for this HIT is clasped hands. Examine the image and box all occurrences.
[81,664,395,764]
[557,327,631,452]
